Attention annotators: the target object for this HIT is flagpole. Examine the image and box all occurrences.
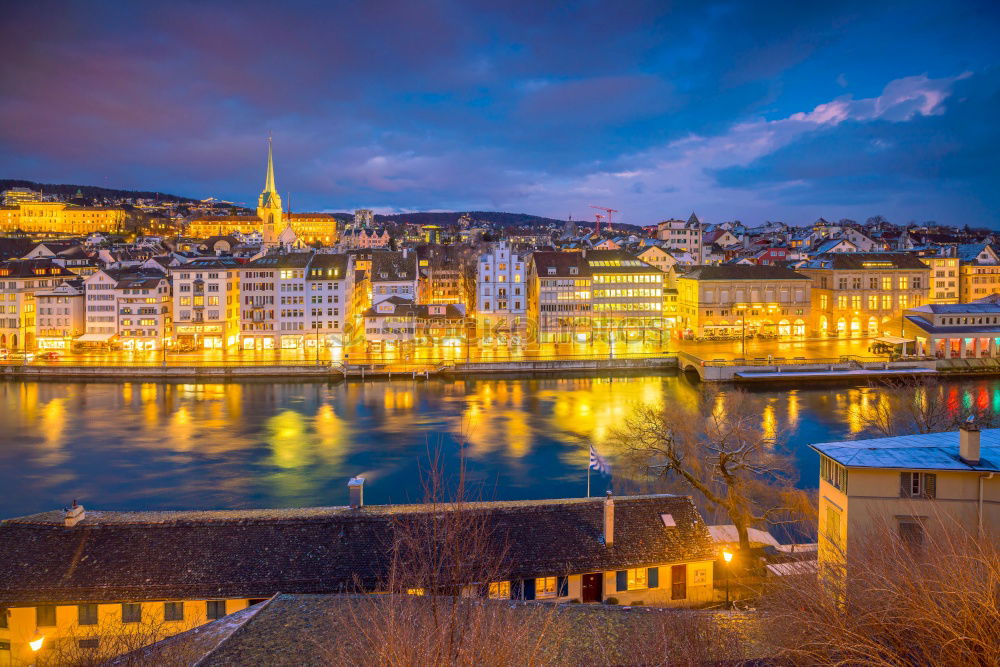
[587,462,591,498]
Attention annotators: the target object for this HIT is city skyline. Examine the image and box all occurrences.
[1,1,998,226]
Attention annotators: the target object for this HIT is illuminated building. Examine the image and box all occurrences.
[675,264,811,339]
[812,425,1000,571]
[586,249,664,342]
[371,250,417,305]
[924,254,959,304]
[80,268,172,350]
[903,302,1000,358]
[956,243,1000,302]
[238,252,356,350]
[171,257,242,350]
[186,139,338,245]
[1,187,41,206]
[416,245,466,306]
[35,281,85,349]
[798,253,930,337]
[528,251,592,343]
[0,201,126,235]
[476,241,526,343]
[363,297,468,349]
[0,259,77,350]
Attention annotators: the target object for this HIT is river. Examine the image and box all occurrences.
[2,374,998,518]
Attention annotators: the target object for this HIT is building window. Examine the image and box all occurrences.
[820,456,848,492]
[36,605,56,627]
[488,581,510,599]
[164,602,184,622]
[626,568,648,590]
[207,600,226,620]
[898,519,926,551]
[78,604,98,626]
[536,577,558,598]
[671,564,687,600]
[122,603,142,624]
[900,472,936,499]
[79,638,100,650]
[825,505,842,550]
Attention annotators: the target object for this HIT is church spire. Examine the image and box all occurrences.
[263,134,277,196]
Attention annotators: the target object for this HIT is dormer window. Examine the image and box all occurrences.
[547,267,556,275]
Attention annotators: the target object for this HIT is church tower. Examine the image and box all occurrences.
[257,136,283,245]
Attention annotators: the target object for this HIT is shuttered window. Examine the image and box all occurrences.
[900,472,936,498]
[616,570,628,592]
[648,567,659,588]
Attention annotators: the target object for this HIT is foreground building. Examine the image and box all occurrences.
[171,257,242,351]
[811,425,1000,569]
[0,491,715,664]
[476,241,528,343]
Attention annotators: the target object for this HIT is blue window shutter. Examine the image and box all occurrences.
[648,567,659,588]
[616,570,627,592]
[557,576,568,597]
[523,579,536,600]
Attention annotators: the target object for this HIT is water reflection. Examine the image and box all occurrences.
[1,375,999,518]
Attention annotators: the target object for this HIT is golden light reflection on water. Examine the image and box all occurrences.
[7,377,1000,514]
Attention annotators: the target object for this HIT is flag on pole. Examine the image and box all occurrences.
[589,444,611,476]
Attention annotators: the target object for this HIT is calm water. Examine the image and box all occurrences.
[2,374,999,518]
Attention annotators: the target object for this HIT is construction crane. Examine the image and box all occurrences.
[589,206,619,235]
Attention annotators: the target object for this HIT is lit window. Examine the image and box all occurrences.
[406,588,425,596]
[488,582,510,599]
[626,568,648,590]
[536,577,558,598]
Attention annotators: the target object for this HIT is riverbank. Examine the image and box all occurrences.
[2,354,998,382]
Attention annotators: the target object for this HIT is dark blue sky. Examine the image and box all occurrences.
[1,1,998,226]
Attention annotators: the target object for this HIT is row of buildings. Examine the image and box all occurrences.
[2,241,999,356]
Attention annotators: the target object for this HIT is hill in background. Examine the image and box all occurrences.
[0,179,198,203]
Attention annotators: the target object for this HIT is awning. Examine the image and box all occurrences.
[75,332,116,342]
[875,336,912,345]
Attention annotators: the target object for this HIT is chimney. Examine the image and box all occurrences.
[64,500,85,527]
[348,477,365,509]
[603,491,614,547]
[960,422,981,465]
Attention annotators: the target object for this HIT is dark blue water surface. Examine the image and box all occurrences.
[2,374,998,517]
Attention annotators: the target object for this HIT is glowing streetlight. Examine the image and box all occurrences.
[722,549,733,607]
[29,632,45,652]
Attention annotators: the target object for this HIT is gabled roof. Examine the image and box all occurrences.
[0,495,712,606]
[371,251,417,281]
[530,251,592,277]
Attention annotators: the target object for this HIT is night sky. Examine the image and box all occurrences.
[1,1,998,226]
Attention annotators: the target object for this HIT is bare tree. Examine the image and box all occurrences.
[610,388,813,552]
[762,518,1000,666]
[330,444,569,666]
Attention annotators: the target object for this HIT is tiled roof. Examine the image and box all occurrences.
[679,265,808,281]
[0,258,78,278]
[371,251,417,281]
[530,251,592,277]
[114,594,762,667]
[810,429,1000,471]
[0,495,713,606]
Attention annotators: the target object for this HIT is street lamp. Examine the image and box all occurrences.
[29,631,45,652]
[722,549,733,607]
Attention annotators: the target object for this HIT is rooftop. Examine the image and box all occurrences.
[0,494,713,606]
[810,428,1000,472]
